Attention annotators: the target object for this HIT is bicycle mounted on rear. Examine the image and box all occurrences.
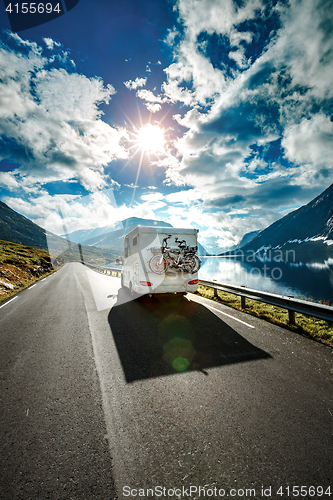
[148,235,201,275]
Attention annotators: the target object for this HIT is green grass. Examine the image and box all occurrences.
[0,240,58,303]
[195,285,333,347]
[0,238,120,303]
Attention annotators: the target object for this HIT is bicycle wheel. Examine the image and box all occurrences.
[149,254,167,274]
[192,255,201,273]
[184,255,201,273]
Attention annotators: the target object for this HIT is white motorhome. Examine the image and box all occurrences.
[120,226,200,296]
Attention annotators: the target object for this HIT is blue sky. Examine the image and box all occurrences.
[0,0,333,252]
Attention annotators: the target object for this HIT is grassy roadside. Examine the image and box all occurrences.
[195,285,333,347]
[0,240,60,304]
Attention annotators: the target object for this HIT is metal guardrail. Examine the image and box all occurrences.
[83,262,122,277]
[81,262,333,325]
[199,279,333,325]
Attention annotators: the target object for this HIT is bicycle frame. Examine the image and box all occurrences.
[150,235,200,273]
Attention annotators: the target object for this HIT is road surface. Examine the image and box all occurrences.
[0,262,332,499]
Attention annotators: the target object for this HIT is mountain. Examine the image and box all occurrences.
[0,201,118,265]
[65,217,210,256]
[123,217,173,230]
[60,224,122,246]
[0,200,68,251]
[62,217,172,245]
[232,184,333,262]
[0,203,209,262]
[236,230,261,249]
[197,242,210,256]
[217,230,261,255]
[65,218,173,249]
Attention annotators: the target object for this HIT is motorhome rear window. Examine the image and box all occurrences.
[133,236,137,246]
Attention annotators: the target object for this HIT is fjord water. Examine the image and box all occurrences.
[199,257,333,305]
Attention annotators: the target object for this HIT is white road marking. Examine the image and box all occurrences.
[187,295,255,328]
[205,304,255,328]
[29,284,36,289]
[0,296,18,309]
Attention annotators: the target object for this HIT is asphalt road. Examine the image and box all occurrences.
[0,262,332,500]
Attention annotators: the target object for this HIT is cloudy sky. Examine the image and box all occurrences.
[0,0,333,252]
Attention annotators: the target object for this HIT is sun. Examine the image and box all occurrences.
[135,124,165,155]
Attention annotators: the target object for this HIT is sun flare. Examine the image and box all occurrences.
[135,124,165,154]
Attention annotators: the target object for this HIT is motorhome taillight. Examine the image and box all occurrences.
[188,279,199,285]
[140,281,153,286]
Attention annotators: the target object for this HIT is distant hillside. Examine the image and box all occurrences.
[218,230,260,255]
[124,217,173,230]
[63,217,171,245]
[237,230,261,249]
[197,242,210,256]
[234,184,333,262]
[77,218,173,250]
[65,217,173,245]
[0,200,71,252]
[0,202,208,263]
[66,217,210,256]
[0,201,118,265]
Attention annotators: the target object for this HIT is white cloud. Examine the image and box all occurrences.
[228,48,249,69]
[135,88,169,112]
[43,37,61,50]
[275,0,333,103]
[164,189,198,204]
[146,103,162,113]
[158,201,270,250]
[0,33,128,192]
[3,1,333,254]
[4,188,127,236]
[162,48,226,106]
[160,0,333,226]
[123,77,147,90]
[162,0,264,106]
[136,89,163,103]
[141,192,165,202]
[175,0,262,40]
[4,193,80,229]
[4,188,168,238]
[0,171,20,190]
[282,114,333,170]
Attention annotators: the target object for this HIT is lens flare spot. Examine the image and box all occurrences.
[172,356,190,372]
[163,337,196,372]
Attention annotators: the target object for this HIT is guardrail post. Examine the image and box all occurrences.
[198,279,333,324]
[288,309,296,324]
[241,295,246,309]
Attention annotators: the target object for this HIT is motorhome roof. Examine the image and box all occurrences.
[125,225,199,237]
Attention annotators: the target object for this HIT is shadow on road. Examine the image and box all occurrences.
[108,289,271,383]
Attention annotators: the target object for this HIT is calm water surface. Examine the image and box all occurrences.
[199,257,333,305]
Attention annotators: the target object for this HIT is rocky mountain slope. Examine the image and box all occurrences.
[235,183,333,262]
[218,230,260,255]
[0,200,67,251]
[0,240,55,302]
[0,201,118,265]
